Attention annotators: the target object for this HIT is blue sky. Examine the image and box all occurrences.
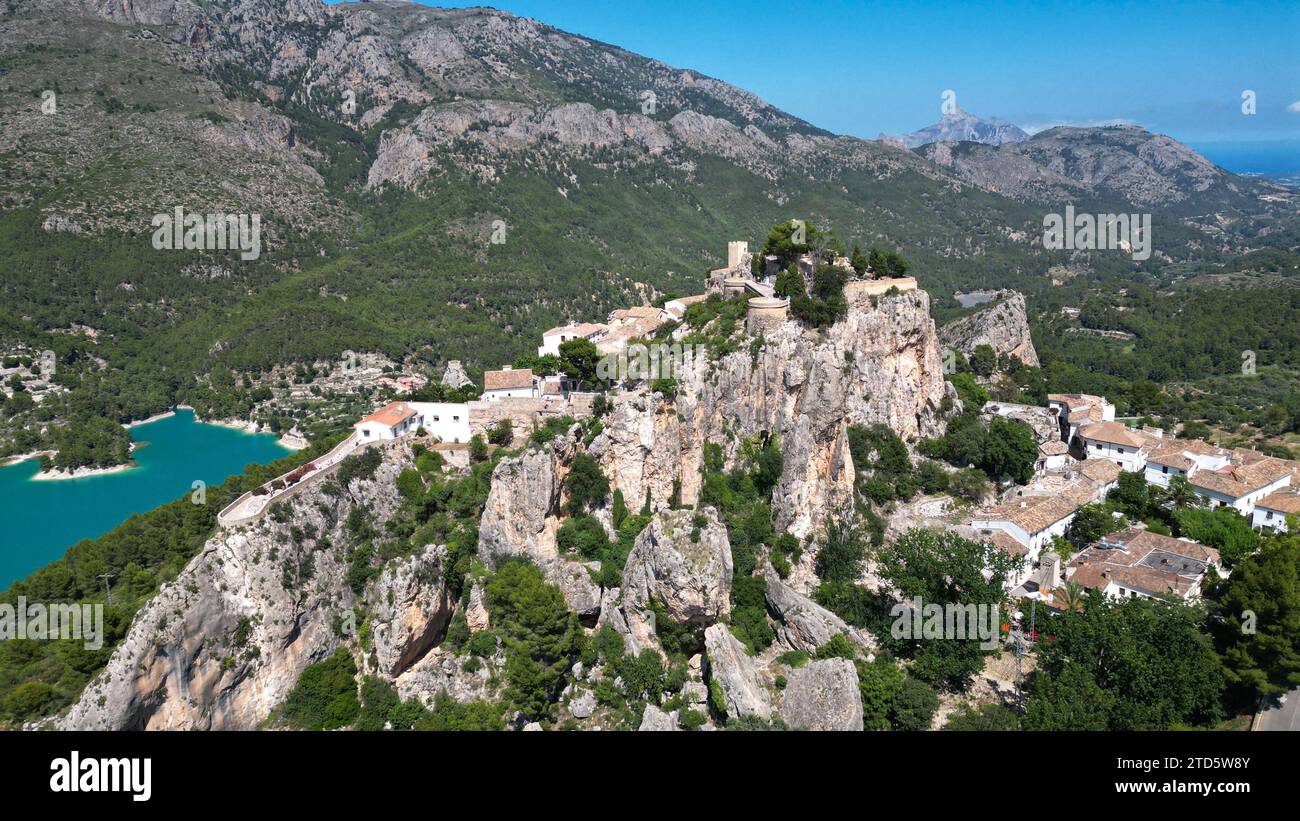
[330,1,1300,143]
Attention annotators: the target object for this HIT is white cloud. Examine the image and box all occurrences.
[1020,117,1136,135]
[1286,100,1300,113]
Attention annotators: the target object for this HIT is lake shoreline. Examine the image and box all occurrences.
[31,461,137,481]
[1,409,294,588]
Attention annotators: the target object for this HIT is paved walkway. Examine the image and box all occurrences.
[217,433,361,527]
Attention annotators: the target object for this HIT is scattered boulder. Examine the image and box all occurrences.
[638,704,680,731]
[764,564,874,655]
[704,624,771,720]
[570,690,596,719]
[779,658,864,731]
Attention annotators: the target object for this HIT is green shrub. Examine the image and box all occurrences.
[282,648,360,730]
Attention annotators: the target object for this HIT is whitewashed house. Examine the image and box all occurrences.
[1037,440,1069,473]
[354,401,418,441]
[1077,421,1157,473]
[969,493,1082,577]
[1252,490,1300,531]
[1142,439,1230,488]
[538,323,607,358]
[481,367,537,402]
[408,402,471,444]
[1189,455,1292,515]
[1047,393,1115,445]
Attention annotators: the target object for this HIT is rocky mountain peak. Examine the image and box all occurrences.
[881,106,1030,149]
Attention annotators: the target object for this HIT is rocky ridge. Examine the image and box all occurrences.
[938,291,1040,368]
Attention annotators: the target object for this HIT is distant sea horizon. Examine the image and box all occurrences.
[1189,139,1300,186]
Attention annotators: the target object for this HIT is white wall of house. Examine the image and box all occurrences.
[1194,475,1290,515]
[1080,438,1145,472]
[355,417,409,441]
[1144,462,1185,488]
[539,329,600,358]
[969,512,1076,590]
[1251,506,1291,532]
[482,385,536,402]
[1040,453,1068,472]
[408,402,471,444]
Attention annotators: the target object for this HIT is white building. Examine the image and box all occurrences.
[1191,455,1293,515]
[664,294,709,322]
[1064,528,1221,602]
[1142,439,1230,488]
[354,401,418,441]
[968,476,1103,591]
[538,323,607,358]
[1047,393,1115,445]
[1252,490,1300,531]
[482,367,537,401]
[408,402,471,444]
[1037,440,1069,473]
[1076,421,1156,473]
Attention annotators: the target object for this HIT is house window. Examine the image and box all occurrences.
[1162,465,1168,474]
[433,415,440,422]
[1267,511,1274,520]
[454,416,460,422]
[1095,443,1102,451]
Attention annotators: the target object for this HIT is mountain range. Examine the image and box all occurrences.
[0,0,1295,414]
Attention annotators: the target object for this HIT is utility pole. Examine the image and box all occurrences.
[98,573,115,606]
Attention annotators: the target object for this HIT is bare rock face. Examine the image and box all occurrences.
[778,658,863,731]
[476,433,603,617]
[638,704,681,731]
[704,624,771,720]
[59,443,413,730]
[938,291,1039,368]
[395,647,503,707]
[366,544,454,678]
[466,580,490,633]
[590,289,955,552]
[621,508,732,631]
[763,564,874,655]
[441,360,472,389]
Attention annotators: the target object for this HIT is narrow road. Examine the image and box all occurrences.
[1255,689,1300,731]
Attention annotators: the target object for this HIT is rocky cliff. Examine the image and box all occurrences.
[938,291,1039,368]
[54,285,948,731]
[57,441,448,730]
[592,288,954,560]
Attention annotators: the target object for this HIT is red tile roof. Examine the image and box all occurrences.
[359,401,415,428]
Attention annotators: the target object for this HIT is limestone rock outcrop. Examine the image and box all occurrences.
[58,443,414,730]
[605,508,732,655]
[778,658,864,731]
[441,359,472,389]
[589,288,956,557]
[367,544,455,678]
[476,433,602,617]
[638,704,681,731]
[703,624,771,720]
[763,564,874,655]
[938,291,1039,368]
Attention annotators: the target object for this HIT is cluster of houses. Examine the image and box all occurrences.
[964,392,1300,607]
